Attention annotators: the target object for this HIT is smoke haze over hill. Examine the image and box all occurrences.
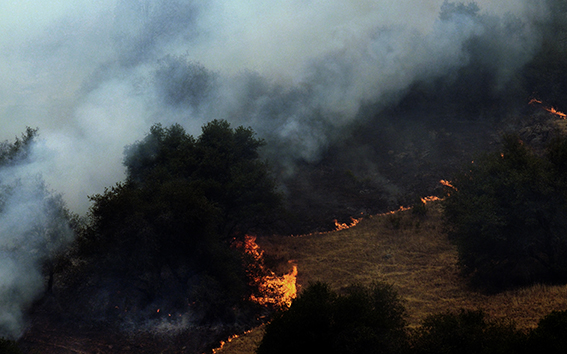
[0,0,547,213]
[1,0,565,343]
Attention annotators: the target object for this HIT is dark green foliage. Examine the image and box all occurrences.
[443,134,567,290]
[74,120,281,323]
[411,309,524,354]
[123,120,282,238]
[257,281,407,354]
[0,338,22,354]
[525,310,567,354]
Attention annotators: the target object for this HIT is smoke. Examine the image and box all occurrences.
[0,138,74,338]
[0,0,547,212]
[0,0,555,337]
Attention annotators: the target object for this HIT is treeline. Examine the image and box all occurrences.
[0,120,283,344]
[258,281,567,354]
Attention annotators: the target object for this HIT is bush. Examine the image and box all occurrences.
[257,281,408,354]
[525,310,567,354]
[411,309,524,354]
[442,134,567,290]
[0,338,22,354]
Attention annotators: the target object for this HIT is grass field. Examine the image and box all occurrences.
[216,201,567,354]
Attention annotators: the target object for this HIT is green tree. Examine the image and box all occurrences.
[411,309,524,354]
[75,120,281,323]
[443,134,567,290]
[257,282,407,354]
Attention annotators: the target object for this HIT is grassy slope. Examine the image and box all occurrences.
[218,201,567,354]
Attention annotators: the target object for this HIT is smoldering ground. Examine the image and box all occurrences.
[0,0,560,339]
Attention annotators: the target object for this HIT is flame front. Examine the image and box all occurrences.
[529,98,566,119]
[237,235,298,308]
[334,217,361,231]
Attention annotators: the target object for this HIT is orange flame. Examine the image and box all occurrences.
[545,107,566,118]
[420,195,442,204]
[236,235,298,308]
[529,98,566,119]
[212,329,253,354]
[440,179,457,191]
[334,217,361,231]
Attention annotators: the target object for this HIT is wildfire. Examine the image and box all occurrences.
[529,98,566,119]
[334,217,361,231]
[440,179,456,191]
[236,235,298,309]
[420,195,442,203]
[212,329,253,354]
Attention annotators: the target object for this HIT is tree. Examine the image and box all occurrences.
[257,282,408,354]
[74,120,282,323]
[443,134,567,290]
[123,120,282,238]
[411,309,524,354]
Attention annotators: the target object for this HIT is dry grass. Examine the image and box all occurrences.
[217,201,567,354]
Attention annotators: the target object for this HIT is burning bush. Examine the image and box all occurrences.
[443,133,567,291]
[257,281,408,354]
[61,120,282,327]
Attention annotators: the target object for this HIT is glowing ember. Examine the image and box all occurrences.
[420,195,442,204]
[236,235,298,309]
[334,217,361,231]
[529,98,566,119]
[440,179,456,191]
[545,107,566,118]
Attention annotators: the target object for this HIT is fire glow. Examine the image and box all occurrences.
[334,217,361,231]
[237,235,298,308]
[529,98,567,119]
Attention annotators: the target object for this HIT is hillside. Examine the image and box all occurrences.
[217,201,567,354]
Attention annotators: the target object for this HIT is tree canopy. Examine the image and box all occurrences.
[442,134,567,290]
[73,120,282,323]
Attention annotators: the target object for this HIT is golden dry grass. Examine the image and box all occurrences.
[217,201,567,354]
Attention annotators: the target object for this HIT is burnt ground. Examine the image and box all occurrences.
[16,108,563,354]
[18,305,231,354]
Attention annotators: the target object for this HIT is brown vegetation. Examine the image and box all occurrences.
[217,202,567,354]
